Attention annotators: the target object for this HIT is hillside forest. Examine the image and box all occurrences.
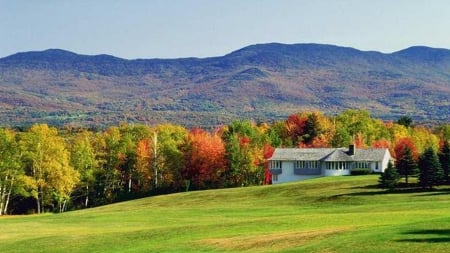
[1,109,449,215]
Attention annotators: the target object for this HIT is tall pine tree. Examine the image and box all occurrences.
[379,161,400,191]
[418,147,443,189]
[438,141,450,185]
[396,146,418,187]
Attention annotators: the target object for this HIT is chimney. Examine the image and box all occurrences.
[348,144,355,156]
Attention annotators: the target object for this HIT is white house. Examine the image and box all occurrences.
[268,145,392,184]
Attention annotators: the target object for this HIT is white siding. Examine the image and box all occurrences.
[380,150,392,173]
[323,168,351,176]
[272,161,322,184]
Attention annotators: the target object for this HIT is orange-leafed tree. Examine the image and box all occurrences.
[285,113,308,147]
[135,138,153,191]
[372,138,391,149]
[181,127,226,190]
[394,137,419,186]
[263,144,275,185]
[372,138,393,157]
[394,137,419,160]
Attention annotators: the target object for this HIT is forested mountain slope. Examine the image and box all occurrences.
[0,43,449,127]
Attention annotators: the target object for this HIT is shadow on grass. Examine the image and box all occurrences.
[416,189,450,196]
[335,188,425,197]
[342,186,450,197]
[397,229,450,243]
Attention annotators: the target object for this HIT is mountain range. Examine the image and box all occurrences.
[0,43,449,127]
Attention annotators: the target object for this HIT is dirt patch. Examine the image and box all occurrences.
[199,227,352,252]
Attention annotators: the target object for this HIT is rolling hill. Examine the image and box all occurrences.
[1,176,449,252]
[0,43,449,127]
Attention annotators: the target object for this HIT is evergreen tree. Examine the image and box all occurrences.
[396,146,418,187]
[438,141,450,184]
[418,147,443,189]
[378,161,399,191]
[303,113,320,144]
[397,116,413,128]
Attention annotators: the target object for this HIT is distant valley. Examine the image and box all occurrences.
[0,43,449,127]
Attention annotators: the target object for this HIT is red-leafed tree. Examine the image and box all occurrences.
[285,113,308,147]
[263,144,275,185]
[394,137,419,160]
[181,128,226,190]
[372,139,391,149]
[372,138,393,158]
[394,137,419,186]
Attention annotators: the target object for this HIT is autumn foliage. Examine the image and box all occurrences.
[182,128,226,190]
[0,109,448,214]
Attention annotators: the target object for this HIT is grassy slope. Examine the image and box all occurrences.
[1,175,449,252]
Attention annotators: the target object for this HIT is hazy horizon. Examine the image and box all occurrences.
[1,0,449,59]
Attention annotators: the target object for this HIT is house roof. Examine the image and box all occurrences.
[322,149,354,162]
[269,147,389,162]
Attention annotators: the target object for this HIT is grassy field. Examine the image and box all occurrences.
[1,175,449,252]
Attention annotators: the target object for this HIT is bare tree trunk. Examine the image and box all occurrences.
[128,176,132,193]
[3,176,15,215]
[36,194,41,214]
[59,199,67,213]
[153,132,158,188]
[85,185,89,208]
[0,182,5,215]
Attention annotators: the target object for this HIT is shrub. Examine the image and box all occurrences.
[379,161,400,191]
[351,168,372,175]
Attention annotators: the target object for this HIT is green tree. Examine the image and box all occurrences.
[378,161,399,191]
[418,147,443,189]
[222,121,268,186]
[397,116,412,128]
[395,146,418,187]
[135,125,188,192]
[20,124,79,213]
[438,141,450,184]
[331,125,352,147]
[69,130,98,208]
[0,129,23,215]
[303,113,320,144]
[154,124,188,190]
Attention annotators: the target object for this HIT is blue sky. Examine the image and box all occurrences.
[1,0,449,59]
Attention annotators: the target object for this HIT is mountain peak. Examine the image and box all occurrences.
[393,46,450,62]
[0,43,449,127]
[3,48,78,60]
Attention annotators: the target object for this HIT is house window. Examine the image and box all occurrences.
[326,162,348,170]
[355,162,369,169]
[272,174,278,181]
[295,160,319,169]
[271,161,282,169]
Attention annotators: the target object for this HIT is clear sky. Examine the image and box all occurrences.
[1,0,449,59]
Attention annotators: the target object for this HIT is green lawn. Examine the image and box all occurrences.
[1,175,449,252]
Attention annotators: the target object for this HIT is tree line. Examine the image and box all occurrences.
[379,141,450,191]
[1,110,449,215]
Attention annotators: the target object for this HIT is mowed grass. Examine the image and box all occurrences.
[1,175,449,252]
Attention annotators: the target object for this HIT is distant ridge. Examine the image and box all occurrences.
[0,43,449,127]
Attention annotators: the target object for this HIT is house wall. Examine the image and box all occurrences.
[380,150,392,173]
[270,149,392,184]
[323,169,350,177]
[272,161,322,184]
[369,162,379,173]
[323,167,351,176]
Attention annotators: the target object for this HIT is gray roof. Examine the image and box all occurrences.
[353,148,389,161]
[269,147,389,162]
[322,149,354,162]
